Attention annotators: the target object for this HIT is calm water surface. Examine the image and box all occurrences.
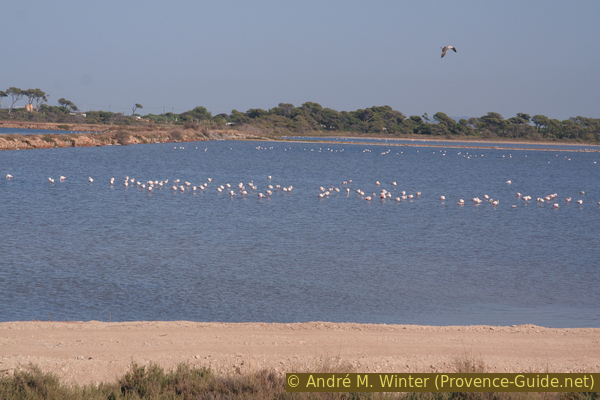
[284,135,600,151]
[1,140,599,327]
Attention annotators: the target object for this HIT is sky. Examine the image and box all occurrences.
[3,0,599,120]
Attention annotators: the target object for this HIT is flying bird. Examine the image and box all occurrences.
[441,46,457,58]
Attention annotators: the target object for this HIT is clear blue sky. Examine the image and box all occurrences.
[3,0,599,120]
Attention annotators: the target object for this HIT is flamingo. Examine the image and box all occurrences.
[6,174,13,179]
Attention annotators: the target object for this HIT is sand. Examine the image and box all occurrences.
[1,321,599,386]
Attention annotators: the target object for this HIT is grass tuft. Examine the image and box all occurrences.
[0,361,597,400]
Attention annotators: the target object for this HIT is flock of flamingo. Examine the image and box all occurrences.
[315,179,592,209]
[4,172,595,208]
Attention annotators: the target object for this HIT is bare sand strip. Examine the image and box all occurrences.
[1,321,598,386]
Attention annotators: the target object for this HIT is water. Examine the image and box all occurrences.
[284,136,600,152]
[1,140,599,327]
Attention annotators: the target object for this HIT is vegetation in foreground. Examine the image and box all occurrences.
[1,86,600,143]
[1,360,598,400]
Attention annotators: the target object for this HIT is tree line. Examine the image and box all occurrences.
[1,87,599,142]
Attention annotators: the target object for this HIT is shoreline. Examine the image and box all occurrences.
[284,133,600,147]
[280,138,600,152]
[1,121,599,152]
[279,134,600,152]
[1,321,599,385]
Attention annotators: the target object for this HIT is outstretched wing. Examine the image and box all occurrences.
[441,46,456,58]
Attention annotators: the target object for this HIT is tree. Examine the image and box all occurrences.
[229,109,250,125]
[0,90,6,109]
[456,119,474,135]
[531,115,549,133]
[180,106,212,122]
[409,115,423,124]
[300,102,324,124]
[132,103,143,115]
[321,108,343,130]
[355,108,374,132]
[516,113,531,123]
[478,112,505,135]
[245,108,268,119]
[278,103,295,118]
[34,89,48,111]
[6,87,23,114]
[58,98,78,113]
[433,112,457,133]
[23,88,47,112]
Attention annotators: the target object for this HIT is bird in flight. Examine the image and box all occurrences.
[441,46,457,58]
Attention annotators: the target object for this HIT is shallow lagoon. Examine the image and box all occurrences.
[1,140,598,327]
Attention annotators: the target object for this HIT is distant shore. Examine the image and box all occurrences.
[0,121,269,150]
[281,137,600,152]
[1,121,599,152]
[281,132,600,151]
[1,321,598,385]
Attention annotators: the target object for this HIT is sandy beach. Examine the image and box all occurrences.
[1,321,598,386]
